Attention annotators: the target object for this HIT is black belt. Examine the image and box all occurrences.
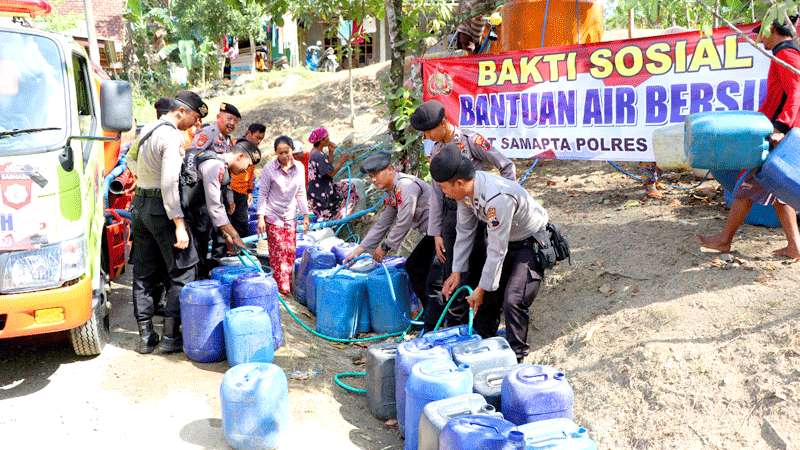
[509,235,537,250]
[136,187,162,198]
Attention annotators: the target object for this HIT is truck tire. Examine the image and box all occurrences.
[70,275,110,356]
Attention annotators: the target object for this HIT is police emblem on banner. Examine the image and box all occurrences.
[427,71,453,96]
[0,165,32,210]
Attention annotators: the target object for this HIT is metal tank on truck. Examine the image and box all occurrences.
[0,0,133,355]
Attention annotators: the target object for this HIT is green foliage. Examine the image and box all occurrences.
[32,0,82,33]
[605,0,769,30]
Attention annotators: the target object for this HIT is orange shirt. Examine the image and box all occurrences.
[230,165,256,195]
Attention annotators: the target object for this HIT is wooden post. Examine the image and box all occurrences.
[628,9,635,39]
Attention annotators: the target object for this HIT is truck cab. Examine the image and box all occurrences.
[0,0,133,355]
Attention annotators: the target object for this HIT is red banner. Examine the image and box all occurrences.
[421,25,768,162]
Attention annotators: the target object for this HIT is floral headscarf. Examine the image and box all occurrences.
[308,127,329,145]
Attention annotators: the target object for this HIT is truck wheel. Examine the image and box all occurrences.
[70,275,110,356]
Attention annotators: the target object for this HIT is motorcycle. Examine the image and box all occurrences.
[305,41,322,71]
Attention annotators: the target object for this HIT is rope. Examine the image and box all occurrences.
[606,161,712,192]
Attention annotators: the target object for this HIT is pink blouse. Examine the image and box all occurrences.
[256,159,309,226]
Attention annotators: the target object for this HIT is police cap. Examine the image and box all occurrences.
[410,100,446,131]
[220,102,242,119]
[430,143,473,182]
[233,140,260,164]
[360,151,392,174]
[174,90,208,118]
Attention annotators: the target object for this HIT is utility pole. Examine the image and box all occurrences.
[83,0,101,65]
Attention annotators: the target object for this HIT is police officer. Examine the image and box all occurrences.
[183,140,257,276]
[191,102,242,259]
[131,90,208,354]
[411,99,516,325]
[343,152,438,328]
[434,144,549,361]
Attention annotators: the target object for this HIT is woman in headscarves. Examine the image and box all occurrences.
[306,127,350,220]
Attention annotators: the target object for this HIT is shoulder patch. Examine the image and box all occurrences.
[486,207,500,229]
[473,134,492,152]
[195,133,209,148]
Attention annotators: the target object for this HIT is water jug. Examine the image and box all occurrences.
[367,341,399,420]
[315,271,362,339]
[423,325,483,355]
[232,272,284,349]
[714,169,781,228]
[179,279,228,363]
[652,123,688,169]
[296,234,315,258]
[474,366,519,412]
[219,256,245,267]
[367,267,412,334]
[295,247,336,305]
[332,242,360,265]
[396,339,452,435]
[685,111,773,170]
[247,219,258,237]
[305,267,337,315]
[502,365,574,425]
[306,227,335,242]
[224,306,274,366]
[340,268,371,334]
[221,363,288,450]
[316,236,345,252]
[452,337,518,376]
[756,128,800,211]
[438,415,516,450]
[513,418,597,449]
[405,360,474,450]
[418,393,501,450]
[214,266,261,301]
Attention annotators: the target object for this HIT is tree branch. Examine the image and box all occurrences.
[695,0,800,77]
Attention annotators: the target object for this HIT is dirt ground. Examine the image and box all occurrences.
[1,65,798,449]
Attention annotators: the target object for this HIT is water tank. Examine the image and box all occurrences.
[232,272,284,349]
[179,279,228,363]
[685,111,772,170]
[501,365,574,425]
[756,128,800,211]
[367,341,399,420]
[452,337,518,376]
[224,306,274,366]
[221,363,288,449]
[418,393,500,450]
[405,359,473,450]
[396,339,452,435]
[367,267,412,334]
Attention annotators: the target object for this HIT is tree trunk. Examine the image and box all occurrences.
[750,0,755,23]
[713,0,720,28]
[386,0,406,143]
[348,44,355,128]
[685,2,691,28]
[249,32,257,76]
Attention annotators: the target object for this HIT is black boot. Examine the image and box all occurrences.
[158,317,183,353]
[136,320,160,354]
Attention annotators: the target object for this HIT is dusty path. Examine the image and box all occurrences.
[2,66,798,449]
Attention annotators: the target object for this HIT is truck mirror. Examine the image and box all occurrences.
[100,80,133,132]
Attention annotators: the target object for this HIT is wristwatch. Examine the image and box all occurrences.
[380,242,391,252]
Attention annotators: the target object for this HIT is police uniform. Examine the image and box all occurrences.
[411,100,516,325]
[359,153,438,329]
[432,145,549,360]
[190,103,241,260]
[130,90,207,354]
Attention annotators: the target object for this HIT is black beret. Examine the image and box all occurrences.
[360,151,392,174]
[220,102,242,119]
[410,100,446,131]
[233,140,260,163]
[430,143,471,182]
[174,90,208,118]
[154,97,174,117]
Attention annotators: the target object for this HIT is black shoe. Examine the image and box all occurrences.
[158,317,183,353]
[136,320,160,354]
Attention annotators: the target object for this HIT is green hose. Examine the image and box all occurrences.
[334,371,367,394]
[431,285,475,333]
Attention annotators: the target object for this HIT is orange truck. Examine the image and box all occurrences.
[0,0,134,355]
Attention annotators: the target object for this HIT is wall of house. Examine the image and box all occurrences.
[300,16,390,68]
[57,0,126,41]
